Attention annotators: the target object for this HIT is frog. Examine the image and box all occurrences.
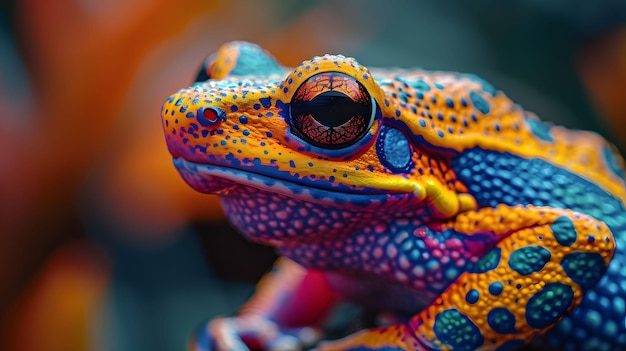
[161,41,626,351]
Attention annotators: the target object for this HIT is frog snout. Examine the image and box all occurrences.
[162,92,228,130]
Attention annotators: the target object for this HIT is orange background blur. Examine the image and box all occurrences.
[0,1,624,350]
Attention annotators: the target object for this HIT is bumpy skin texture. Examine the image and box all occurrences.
[161,42,626,351]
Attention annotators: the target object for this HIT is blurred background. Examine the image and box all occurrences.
[0,0,625,350]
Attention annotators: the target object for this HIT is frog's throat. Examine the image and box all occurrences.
[174,157,475,216]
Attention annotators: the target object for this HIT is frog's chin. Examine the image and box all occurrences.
[173,157,415,207]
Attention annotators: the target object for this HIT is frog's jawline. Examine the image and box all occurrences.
[174,157,414,206]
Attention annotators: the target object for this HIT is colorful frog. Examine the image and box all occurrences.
[161,41,626,351]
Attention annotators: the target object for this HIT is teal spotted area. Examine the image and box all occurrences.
[469,91,490,115]
[508,246,551,275]
[550,216,578,247]
[525,283,574,329]
[525,117,554,142]
[487,307,517,334]
[467,247,501,273]
[433,309,484,350]
[561,252,607,290]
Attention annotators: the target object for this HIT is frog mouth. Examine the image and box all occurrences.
[173,157,415,207]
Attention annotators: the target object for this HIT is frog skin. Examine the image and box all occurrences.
[161,41,626,351]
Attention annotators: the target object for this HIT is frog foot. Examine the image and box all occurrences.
[191,314,322,351]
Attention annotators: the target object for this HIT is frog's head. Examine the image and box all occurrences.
[162,42,468,244]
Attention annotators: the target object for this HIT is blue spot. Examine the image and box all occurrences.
[230,105,238,112]
[467,247,501,273]
[259,97,272,108]
[433,309,484,350]
[412,79,431,92]
[395,109,401,117]
[469,91,490,114]
[495,339,525,351]
[239,115,248,124]
[466,289,480,304]
[488,281,504,296]
[488,307,517,334]
[551,216,577,247]
[419,119,426,127]
[561,252,606,291]
[525,283,574,329]
[508,246,551,275]
[289,160,296,168]
[376,126,412,173]
[526,117,554,142]
[603,144,626,181]
[242,130,250,136]
[253,104,261,110]
[437,130,444,138]
[587,235,595,242]
[266,132,273,137]
[445,97,454,108]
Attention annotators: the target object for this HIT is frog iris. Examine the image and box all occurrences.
[289,71,376,149]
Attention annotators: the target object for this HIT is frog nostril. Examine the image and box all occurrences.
[196,106,227,127]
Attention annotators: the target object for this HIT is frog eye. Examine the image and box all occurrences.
[289,72,376,149]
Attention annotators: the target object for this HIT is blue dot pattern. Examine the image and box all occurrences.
[433,309,484,350]
[452,148,626,349]
[508,246,551,275]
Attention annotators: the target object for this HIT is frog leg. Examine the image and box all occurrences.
[317,205,615,351]
[192,257,339,351]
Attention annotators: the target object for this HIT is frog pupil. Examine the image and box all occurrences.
[293,91,367,127]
